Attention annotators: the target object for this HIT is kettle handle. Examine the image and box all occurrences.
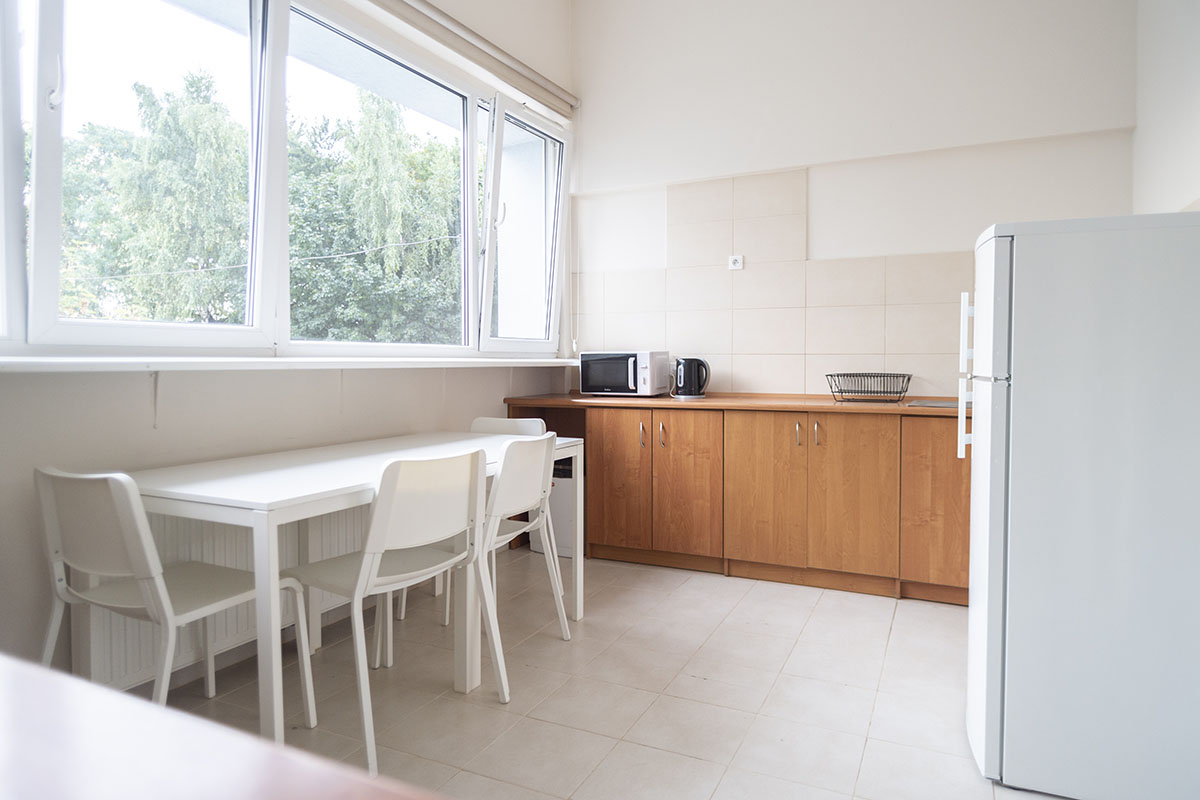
[698,359,710,392]
[669,359,682,397]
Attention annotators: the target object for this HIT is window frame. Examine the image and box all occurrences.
[0,0,26,344]
[478,96,570,355]
[9,0,571,358]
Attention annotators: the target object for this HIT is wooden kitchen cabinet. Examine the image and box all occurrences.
[652,409,724,557]
[585,408,653,550]
[900,416,971,588]
[724,410,808,567]
[808,413,901,577]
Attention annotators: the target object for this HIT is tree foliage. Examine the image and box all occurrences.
[57,72,465,343]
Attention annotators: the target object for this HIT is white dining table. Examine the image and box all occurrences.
[130,431,585,742]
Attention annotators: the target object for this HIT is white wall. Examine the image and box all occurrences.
[0,366,565,662]
[571,0,1135,194]
[1132,0,1200,213]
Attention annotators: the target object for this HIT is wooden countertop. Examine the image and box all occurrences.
[505,392,968,417]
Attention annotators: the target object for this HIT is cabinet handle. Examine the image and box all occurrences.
[813,420,820,446]
[659,421,665,448]
[795,421,801,446]
[639,421,645,448]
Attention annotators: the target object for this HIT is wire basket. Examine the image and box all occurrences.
[825,372,912,403]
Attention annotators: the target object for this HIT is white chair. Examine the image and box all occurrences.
[36,467,316,722]
[281,450,508,776]
[393,416,549,625]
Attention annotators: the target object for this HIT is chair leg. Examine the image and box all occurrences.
[288,583,317,728]
[349,597,378,777]
[371,593,387,670]
[384,591,394,668]
[539,524,571,641]
[201,616,217,698]
[544,508,565,594]
[475,557,510,704]
[441,570,452,627]
[396,586,408,620]
[41,596,66,666]
[489,549,498,598]
[151,625,177,705]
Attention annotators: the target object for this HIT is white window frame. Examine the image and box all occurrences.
[0,0,26,345]
[479,96,570,355]
[25,0,276,352]
[9,0,572,358]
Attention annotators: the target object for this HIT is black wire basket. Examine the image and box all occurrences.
[825,372,912,403]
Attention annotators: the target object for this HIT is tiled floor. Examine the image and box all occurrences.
[167,546,1049,800]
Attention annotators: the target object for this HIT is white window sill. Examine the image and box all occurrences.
[0,356,579,373]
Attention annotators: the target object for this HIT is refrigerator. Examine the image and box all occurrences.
[961,212,1200,800]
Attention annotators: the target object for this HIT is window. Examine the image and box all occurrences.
[9,0,569,355]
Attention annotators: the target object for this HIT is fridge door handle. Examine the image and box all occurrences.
[957,377,974,459]
[959,292,975,374]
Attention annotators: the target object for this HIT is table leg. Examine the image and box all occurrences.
[452,561,481,694]
[252,510,284,741]
[570,445,585,621]
[296,518,321,653]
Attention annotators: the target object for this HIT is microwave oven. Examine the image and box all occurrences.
[580,351,671,396]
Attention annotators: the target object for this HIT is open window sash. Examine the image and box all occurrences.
[478,95,569,354]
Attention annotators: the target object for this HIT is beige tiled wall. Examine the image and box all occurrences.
[569,168,973,397]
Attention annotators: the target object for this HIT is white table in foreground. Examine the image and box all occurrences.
[130,431,584,742]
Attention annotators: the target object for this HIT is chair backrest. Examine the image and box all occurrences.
[362,450,486,559]
[487,432,557,521]
[470,416,546,436]
[35,468,170,619]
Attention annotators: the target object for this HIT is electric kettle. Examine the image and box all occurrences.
[671,357,710,399]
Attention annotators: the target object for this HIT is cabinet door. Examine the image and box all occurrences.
[724,410,807,567]
[900,416,970,587]
[652,409,723,557]
[808,413,900,577]
[585,408,653,550]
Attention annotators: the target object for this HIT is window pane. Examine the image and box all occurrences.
[58,0,251,324]
[490,115,561,340]
[287,11,467,345]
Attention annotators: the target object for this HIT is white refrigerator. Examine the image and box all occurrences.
[961,212,1200,800]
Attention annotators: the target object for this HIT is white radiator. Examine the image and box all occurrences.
[72,506,371,690]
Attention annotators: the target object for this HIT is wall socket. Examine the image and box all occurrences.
[728,254,744,270]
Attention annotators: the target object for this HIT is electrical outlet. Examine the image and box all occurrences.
[728,254,744,270]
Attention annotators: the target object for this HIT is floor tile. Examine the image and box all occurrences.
[374,696,520,768]
[283,724,362,761]
[614,616,718,657]
[189,698,260,734]
[528,675,657,737]
[869,688,972,758]
[580,642,688,692]
[466,717,616,798]
[220,660,356,715]
[288,681,440,741]
[609,565,694,592]
[782,629,888,689]
[693,625,797,672]
[760,674,877,735]
[855,738,993,800]
[351,746,457,791]
[573,741,725,800]
[664,660,774,713]
[458,661,570,716]
[507,630,609,674]
[711,768,850,800]
[440,771,560,800]
[731,716,865,795]
[585,584,673,617]
[993,785,1059,799]
[624,694,754,763]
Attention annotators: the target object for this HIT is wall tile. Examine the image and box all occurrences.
[606,269,665,314]
[885,354,959,396]
[885,303,959,354]
[885,252,974,305]
[665,266,734,311]
[805,355,887,398]
[667,310,732,354]
[685,354,732,394]
[667,179,733,225]
[574,313,604,350]
[605,312,667,351]
[572,272,605,317]
[805,306,886,354]
[574,189,666,272]
[733,215,807,263]
[730,355,806,393]
[733,170,807,219]
[731,262,806,309]
[732,308,805,354]
[667,221,733,267]
[806,257,886,307]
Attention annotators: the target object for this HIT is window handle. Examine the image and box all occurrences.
[494,201,507,228]
[48,57,64,111]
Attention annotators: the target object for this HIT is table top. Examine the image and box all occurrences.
[0,653,435,800]
[131,431,582,512]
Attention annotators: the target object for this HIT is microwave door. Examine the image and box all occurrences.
[582,354,637,394]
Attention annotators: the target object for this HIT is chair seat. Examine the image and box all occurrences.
[75,562,256,623]
[283,544,465,599]
[492,515,542,550]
